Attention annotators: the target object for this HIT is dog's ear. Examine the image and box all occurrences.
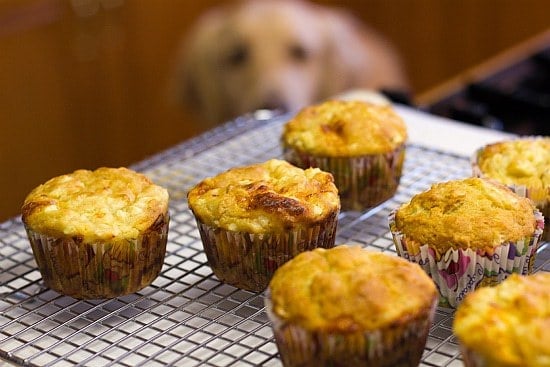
[316,6,409,98]
[175,7,230,126]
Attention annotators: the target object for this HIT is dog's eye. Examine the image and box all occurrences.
[289,44,308,62]
[226,44,249,67]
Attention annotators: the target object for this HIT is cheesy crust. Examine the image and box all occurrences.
[282,100,407,157]
[268,245,437,332]
[394,177,537,252]
[187,159,340,233]
[476,137,550,193]
[22,167,169,242]
[453,273,550,367]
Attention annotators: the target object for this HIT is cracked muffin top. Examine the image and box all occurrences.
[268,245,437,332]
[187,159,340,233]
[282,100,407,157]
[453,273,550,367]
[393,177,538,253]
[475,137,550,191]
[22,167,169,242]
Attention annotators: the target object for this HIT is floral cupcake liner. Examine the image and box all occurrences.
[283,144,405,212]
[472,149,550,242]
[265,292,437,367]
[388,209,544,308]
[195,212,338,292]
[25,213,169,299]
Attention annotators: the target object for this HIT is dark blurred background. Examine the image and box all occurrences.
[1,0,549,221]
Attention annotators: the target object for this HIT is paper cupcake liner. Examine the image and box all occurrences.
[389,209,544,308]
[265,292,436,367]
[25,213,169,299]
[283,145,405,211]
[472,145,550,242]
[195,212,338,292]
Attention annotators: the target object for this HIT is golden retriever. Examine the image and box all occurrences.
[176,0,409,126]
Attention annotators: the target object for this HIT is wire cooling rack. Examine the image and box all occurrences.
[1,111,549,367]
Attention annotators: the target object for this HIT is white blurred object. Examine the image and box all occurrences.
[334,89,391,106]
[395,105,514,157]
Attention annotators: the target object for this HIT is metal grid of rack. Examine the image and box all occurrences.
[1,111,549,367]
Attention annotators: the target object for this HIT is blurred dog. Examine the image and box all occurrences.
[176,0,409,126]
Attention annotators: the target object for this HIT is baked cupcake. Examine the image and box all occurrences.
[282,99,407,211]
[266,245,438,367]
[389,177,544,308]
[22,167,170,299]
[453,272,550,367]
[187,159,340,292]
[473,136,550,241]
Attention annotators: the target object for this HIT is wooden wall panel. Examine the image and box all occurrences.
[0,0,548,221]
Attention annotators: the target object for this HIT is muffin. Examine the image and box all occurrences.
[282,99,407,211]
[473,136,550,241]
[266,245,438,367]
[187,159,340,292]
[453,273,550,367]
[21,167,170,299]
[389,177,544,308]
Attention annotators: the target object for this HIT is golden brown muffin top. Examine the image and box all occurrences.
[268,245,437,332]
[476,137,550,192]
[187,159,339,233]
[394,177,537,253]
[22,167,169,242]
[453,273,550,367]
[282,100,407,156]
